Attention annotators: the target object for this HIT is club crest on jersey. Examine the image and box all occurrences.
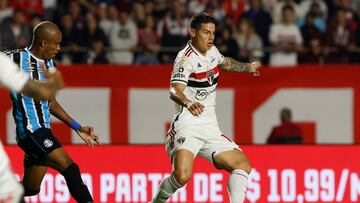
[177,137,186,144]
[43,139,53,148]
[206,70,215,85]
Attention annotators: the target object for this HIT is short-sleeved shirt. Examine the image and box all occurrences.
[5,48,56,139]
[170,42,224,125]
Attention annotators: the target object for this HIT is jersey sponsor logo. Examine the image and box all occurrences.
[195,89,216,101]
[43,138,53,148]
[196,89,209,100]
[173,72,186,79]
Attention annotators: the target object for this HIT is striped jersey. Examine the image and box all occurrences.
[5,47,56,139]
[170,42,224,124]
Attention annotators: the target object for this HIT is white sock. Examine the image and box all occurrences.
[228,169,248,203]
[151,174,183,203]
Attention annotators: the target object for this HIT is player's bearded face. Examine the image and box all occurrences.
[195,23,215,52]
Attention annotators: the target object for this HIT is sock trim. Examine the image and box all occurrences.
[232,169,249,179]
[170,173,183,189]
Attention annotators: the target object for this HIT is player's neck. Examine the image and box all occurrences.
[29,46,45,60]
[190,41,206,56]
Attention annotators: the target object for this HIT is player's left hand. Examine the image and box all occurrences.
[76,126,101,148]
[249,62,261,76]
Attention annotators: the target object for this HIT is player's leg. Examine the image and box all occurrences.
[151,149,194,203]
[202,130,251,203]
[45,146,93,202]
[24,128,92,202]
[214,149,251,203]
[22,164,48,196]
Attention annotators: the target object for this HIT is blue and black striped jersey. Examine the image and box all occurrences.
[5,47,56,139]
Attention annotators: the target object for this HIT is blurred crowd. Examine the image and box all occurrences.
[0,0,360,66]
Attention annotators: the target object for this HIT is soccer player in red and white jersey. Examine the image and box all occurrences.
[0,52,63,203]
[150,13,261,203]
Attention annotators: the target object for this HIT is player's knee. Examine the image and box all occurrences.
[233,160,252,174]
[173,169,192,185]
[57,158,73,172]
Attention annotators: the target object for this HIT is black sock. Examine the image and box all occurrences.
[61,163,93,203]
[22,185,39,196]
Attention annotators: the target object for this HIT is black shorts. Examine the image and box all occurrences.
[17,128,62,167]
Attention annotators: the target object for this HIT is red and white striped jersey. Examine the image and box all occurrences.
[170,42,225,124]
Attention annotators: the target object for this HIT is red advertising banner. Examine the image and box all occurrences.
[5,145,360,203]
[1,65,360,145]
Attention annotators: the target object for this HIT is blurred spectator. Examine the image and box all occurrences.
[131,1,145,27]
[241,0,272,48]
[272,0,301,23]
[187,0,208,15]
[157,0,188,63]
[221,0,247,24]
[324,9,355,63]
[234,18,263,62]
[153,0,168,20]
[215,26,239,60]
[144,0,155,16]
[299,0,328,21]
[30,13,43,30]
[203,2,225,23]
[269,5,303,67]
[108,9,138,64]
[135,14,160,64]
[98,3,118,37]
[299,12,325,64]
[299,1,327,32]
[349,23,360,63]
[9,0,43,24]
[0,0,13,24]
[267,108,303,144]
[42,0,56,20]
[0,10,31,50]
[58,14,77,63]
[87,40,109,64]
[83,13,109,54]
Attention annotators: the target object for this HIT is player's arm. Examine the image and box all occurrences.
[21,70,64,100]
[170,82,204,116]
[220,57,261,76]
[0,53,63,99]
[49,98,100,147]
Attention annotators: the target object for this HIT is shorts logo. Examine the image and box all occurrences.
[177,137,186,144]
[43,139,53,148]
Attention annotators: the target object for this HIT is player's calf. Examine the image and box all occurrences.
[61,162,93,203]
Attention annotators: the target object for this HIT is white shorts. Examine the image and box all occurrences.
[165,122,241,165]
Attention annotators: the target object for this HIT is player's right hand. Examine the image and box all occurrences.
[186,101,204,117]
[45,69,64,91]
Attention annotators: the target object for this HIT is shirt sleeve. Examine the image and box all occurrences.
[170,56,192,85]
[0,53,29,92]
[212,46,225,65]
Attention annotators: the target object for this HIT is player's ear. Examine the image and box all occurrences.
[189,28,196,38]
[40,40,46,48]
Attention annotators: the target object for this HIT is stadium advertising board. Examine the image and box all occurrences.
[5,145,360,203]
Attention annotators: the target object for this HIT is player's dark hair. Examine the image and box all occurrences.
[190,12,216,30]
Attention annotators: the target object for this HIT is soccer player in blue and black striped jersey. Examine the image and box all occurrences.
[7,21,100,203]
